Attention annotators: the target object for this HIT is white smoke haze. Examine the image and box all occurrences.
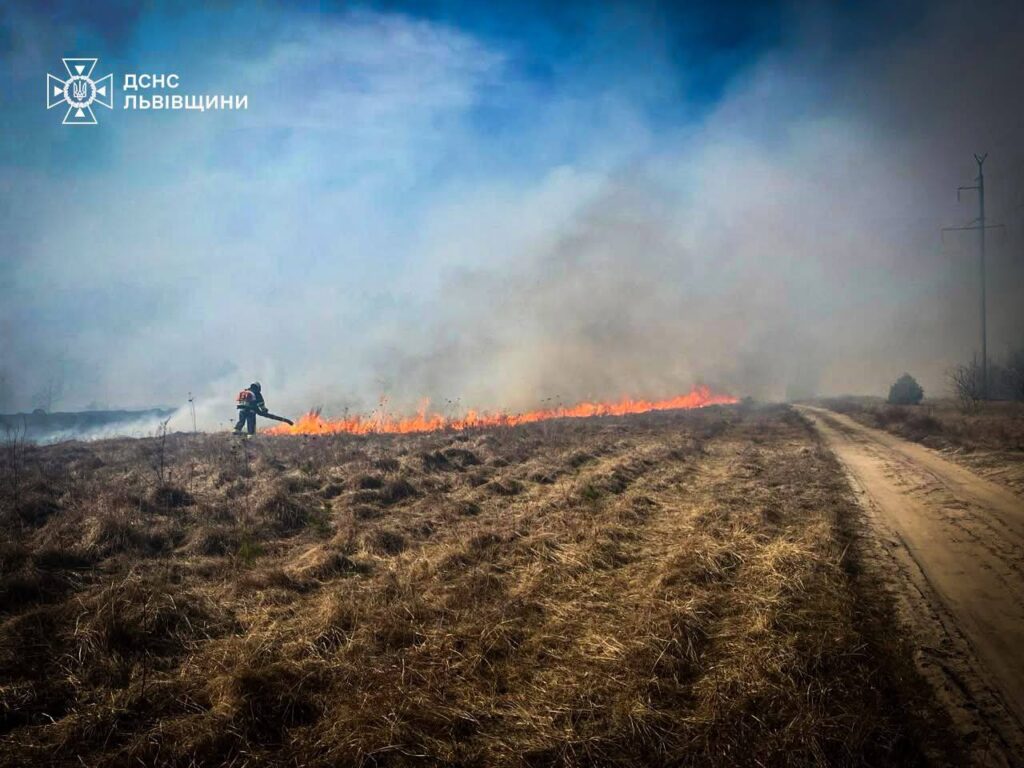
[1,1,1022,429]
[27,415,178,445]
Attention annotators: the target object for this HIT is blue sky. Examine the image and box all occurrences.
[1,0,1022,423]
[2,0,924,172]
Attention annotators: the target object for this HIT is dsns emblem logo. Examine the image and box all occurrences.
[46,58,113,125]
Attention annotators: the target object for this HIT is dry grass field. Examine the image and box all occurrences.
[0,405,954,766]
[816,398,1024,451]
[817,398,1024,494]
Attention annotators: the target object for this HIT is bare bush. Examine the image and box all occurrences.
[949,360,985,413]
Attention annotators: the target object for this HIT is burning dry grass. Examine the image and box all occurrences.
[0,406,954,766]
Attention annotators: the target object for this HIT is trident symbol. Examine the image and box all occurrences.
[72,80,88,100]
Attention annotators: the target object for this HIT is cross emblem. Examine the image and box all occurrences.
[46,58,114,125]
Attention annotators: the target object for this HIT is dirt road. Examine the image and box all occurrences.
[800,406,1024,765]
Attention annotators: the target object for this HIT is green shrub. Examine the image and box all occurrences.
[888,373,924,405]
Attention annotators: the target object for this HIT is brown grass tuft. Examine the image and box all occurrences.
[257,489,312,532]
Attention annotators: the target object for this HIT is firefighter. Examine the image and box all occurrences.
[234,382,267,435]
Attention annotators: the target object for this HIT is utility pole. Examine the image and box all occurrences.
[943,154,1005,400]
[967,154,987,399]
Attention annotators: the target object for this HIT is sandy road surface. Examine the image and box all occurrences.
[800,405,1024,765]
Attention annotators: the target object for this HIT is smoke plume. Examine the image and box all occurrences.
[1,0,1022,430]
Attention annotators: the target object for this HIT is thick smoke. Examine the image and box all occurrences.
[364,0,1024,410]
[1,1,1022,429]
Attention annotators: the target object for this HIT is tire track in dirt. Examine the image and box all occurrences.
[799,405,1024,766]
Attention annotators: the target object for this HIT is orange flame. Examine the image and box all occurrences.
[266,386,738,436]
